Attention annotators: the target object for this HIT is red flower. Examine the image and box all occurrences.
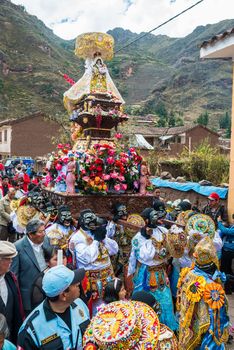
[134,155,142,163]
[95,158,103,164]
[101,144,111,149]
[115,160,122,167]
[96,166,103,172]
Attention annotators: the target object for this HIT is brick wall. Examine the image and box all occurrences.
[11,114,61,157]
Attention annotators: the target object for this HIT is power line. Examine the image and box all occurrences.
[115,0,204,54]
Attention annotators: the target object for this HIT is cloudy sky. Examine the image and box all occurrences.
[11,0,234,40]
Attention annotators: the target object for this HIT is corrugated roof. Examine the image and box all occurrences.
[200,27,234,48]
[135,134,154,150]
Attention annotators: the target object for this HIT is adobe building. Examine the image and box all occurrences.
[125,124,220,156]
[0,112,61,157]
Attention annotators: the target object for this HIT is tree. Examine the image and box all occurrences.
[196,111,209,126]
[219,111,230,129]
[168,115,176,127]
[176,117,184,126]
[155,102,168,119]
[157,117,166,127]
[226,122,231,138]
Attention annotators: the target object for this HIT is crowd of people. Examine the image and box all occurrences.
[0,170,233,349]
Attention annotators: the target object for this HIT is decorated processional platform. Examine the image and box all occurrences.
[44,32,153,216]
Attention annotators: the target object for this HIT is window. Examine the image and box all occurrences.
[0,132,2,143]
[4,130,7,142]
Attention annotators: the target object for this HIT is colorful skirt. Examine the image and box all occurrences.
[133,263,178,331]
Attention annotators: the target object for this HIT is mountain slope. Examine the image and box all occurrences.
[0,0,234,126]
[0,0,82,118]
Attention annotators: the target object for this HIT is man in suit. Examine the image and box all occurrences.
[11,219,50,315]
[0,241,24,344]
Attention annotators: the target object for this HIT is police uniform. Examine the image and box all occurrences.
[17,298,90,350]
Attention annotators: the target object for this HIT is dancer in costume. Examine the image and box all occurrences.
[11,194,41,236]
[69,209,118,314]
[128,207,178,331]
[107,203,143,295]
[177,236,229,349]
[170,213,223,299]
[45,205,76,250]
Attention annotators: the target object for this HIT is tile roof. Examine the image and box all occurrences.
[124,124,219,137]
[0,111,44,127]
[200,27,234,48]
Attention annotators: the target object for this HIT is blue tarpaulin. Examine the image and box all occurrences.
[151,177,228,199]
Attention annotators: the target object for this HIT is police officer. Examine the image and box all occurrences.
[17,265,90,349]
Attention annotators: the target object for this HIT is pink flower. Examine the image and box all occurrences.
[103,174,111,180]
[114,133,123,139]
[114,184,121,192]
[81,169,86,175]
[120,157,128,164]
[57,143,63,149]
[106,157,115,165]
[108,149,116,156]
[110,172,118,179]
[129,147,135,153]
[121,183,127,191]
[82,176,90,182]
[56,176,62,183]
[56,164,62,171]
[118,175,125,182]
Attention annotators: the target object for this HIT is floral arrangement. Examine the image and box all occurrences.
[77,141,142,194]
[47,140,142,194]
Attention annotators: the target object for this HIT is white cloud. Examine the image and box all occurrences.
[11,0,234,40]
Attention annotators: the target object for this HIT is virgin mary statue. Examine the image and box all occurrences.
[63,32,124,113]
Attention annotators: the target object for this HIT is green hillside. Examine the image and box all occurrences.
[0,0,234,126]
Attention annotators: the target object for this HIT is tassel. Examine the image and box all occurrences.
[149,271,157,289]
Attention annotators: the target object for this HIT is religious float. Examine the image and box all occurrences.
[45,32,154,216]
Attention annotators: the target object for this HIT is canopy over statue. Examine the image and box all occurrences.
[63,32,127,146]
[75,32,114,60]
[64,32,124,113]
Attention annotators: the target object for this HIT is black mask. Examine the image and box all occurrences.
[113,204,128,222]
[43,202,57,220]
[148,210,160,228]
[28,192,45,210]
[58,206,72,227]
[79,210,97,231]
